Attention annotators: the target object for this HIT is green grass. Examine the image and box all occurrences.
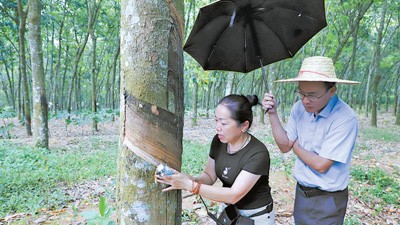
[0,138,206,218]
[350,166,400,210]
[344,215,362,225]
[0,138,118,217]
[181,140,209,175]
[360,127,399,142]
[1,130,398,222]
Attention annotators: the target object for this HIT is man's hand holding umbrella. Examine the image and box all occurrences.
[262,92,277,114]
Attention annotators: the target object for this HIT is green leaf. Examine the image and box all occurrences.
[99,196,107,217]
[81,210,98,220]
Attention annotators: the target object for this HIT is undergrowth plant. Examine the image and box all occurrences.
[0,138,118,217]
[181,140,209,175]
[51,109,119,133]
[81,196,115,225]
[0,107,16,139]
[350,166,400,211]
[360,127,399,142]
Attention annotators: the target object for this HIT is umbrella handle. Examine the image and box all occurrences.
[229,9,236,27]
[260,59,271,114]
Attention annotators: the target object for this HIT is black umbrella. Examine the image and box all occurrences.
[183,0,327,73]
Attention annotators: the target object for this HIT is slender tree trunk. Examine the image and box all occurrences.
[364,63,373,117]
[60,43,69,111]
[89,0,101,132]
[67,32,90,114]
[17,0,32,136]
[371,0,388,127]
[53,21,62,113]
[191,77,198,126]
[11,58,16,111]
[53,0,67,113]
[90,31,98,132]
[205,74,213,118]
[17,64,22,119]
[385,89,389,112]
[396,76,400,124]
[396,101,400,125]
[111,38,120,110]
[348,17,360,108]
[48,22,55,110]
[372,74,381,126]
[104,62,111,108]
[0,51,16,108]
[118,0,184,223]
[28,0,49,148]
[250,71,255,94]
[67,0,101,114]
[225,72,234,95]
[281,87,287,123]
[394,68,400,116]
[75,72,81,111]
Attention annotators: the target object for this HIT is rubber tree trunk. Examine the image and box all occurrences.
[191,77,198,126]
[117,0,184,224]
[90,22,98,132]
[17,0,32,136]
[394,67,400,117]
[53,0,68,114]
[111,38,120,110]
[28,0,49,148]
[371,0,388,127]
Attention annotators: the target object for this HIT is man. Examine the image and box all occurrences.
[262,56,359,224]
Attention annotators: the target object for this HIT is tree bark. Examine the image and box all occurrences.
[205,74,213,118]
[60,43,69,111]
[0,51,16,109]
[90,30,98,132]
[225,72,234,95]
[364,63,373,117]
[52,0,68,113]
[348,14,360,108]
[17,0,32,136]
[111,37,120,110]
[118,0,184,223]
[396,100,400,125]
[28,0,49,148]
[191,77,198,126]
[89,0,102,132]
[394,67,400,117]
[371,0,388,127]
[67,0,102,113]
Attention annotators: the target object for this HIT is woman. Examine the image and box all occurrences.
[156,94,275,225]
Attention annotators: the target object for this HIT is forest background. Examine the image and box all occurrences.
[0,0,399,224]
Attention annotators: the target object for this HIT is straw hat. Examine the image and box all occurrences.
[276,56,360,84]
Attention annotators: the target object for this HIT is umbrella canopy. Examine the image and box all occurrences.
[183,0,327,73]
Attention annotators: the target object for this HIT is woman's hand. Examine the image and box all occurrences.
[156,169,192,192]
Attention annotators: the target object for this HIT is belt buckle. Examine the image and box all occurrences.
[302,189,312,197]
[298,183,309,197]
[298,184,317,197]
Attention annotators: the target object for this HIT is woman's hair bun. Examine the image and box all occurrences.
[246,95,259,107]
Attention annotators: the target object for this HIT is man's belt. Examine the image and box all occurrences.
[297,182,347,197]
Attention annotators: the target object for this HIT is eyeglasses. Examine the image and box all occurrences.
[296,89,330,102]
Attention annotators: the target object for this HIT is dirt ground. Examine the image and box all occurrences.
[1,111,399,224]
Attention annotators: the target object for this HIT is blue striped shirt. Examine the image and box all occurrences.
[286,95,358,191]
